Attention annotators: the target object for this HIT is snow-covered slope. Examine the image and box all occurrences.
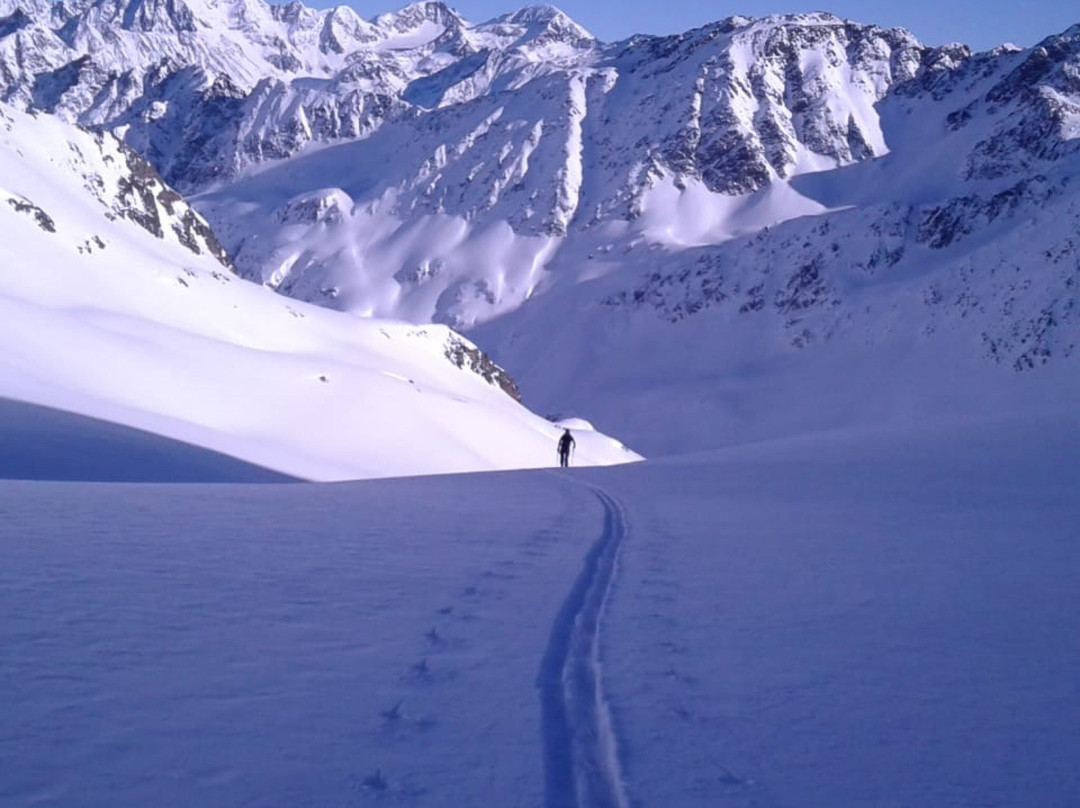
[0,398,296,481]
[0,102,639,479]
[3,413,1077,804]
[467,27,1080,454]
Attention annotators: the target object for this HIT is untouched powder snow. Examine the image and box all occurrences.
[0,398,295,482]
[594,414,1080,806]
[1,413,1077,805]
[0,103,639,480]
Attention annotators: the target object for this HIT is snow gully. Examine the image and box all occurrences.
[537,488,630,808]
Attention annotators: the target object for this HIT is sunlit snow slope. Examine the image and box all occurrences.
[0,103,639,480]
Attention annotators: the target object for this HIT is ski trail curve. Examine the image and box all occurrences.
[538,487,629,808]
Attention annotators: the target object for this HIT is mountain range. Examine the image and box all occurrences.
[1,0,1078,464]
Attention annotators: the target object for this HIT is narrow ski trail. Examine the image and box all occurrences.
[538,487,629,808]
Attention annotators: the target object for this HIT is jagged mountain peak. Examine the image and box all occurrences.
[497,4,583,29]
[267,0,320,28]
[88,0,198,33]
[0,6,32,34]
[710,11,921,47]
[486,3,593,49]
[0,0,53,16]
[373,1,464,32]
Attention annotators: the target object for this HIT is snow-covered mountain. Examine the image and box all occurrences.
[0,102,638,478]
[3,7,1079,802]
[461,24,1080,453]
[1,0,1078,457]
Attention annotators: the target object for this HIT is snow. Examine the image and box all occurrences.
[374,19,446,51]
[0,103,640,480]
[637,175,829,246]
[2,413,1077,805]
[2,8,1080,803]
[170,10,961,336]
[596,415,1080,805]
[0,398,294,482]
[0,9,1075,803]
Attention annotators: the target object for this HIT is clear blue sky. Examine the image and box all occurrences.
[326,0,1079,51]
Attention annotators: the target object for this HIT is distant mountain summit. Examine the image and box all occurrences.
[0,1,930,194]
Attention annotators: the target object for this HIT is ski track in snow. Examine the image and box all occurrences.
[538,486,629,808]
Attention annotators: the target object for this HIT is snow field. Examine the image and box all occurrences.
[0,471,610,806]
[2,413,1076,806]
[588,414,1080,806]
[0,398,293,482]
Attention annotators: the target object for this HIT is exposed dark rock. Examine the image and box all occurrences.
[6,196,56,232]
[444,335,523,401]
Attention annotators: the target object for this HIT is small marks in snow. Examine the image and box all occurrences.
[381,370,414,385]
[663,665,700,686]
[376,698,438,735]
[401,655,460,686]
[76,235,107,254]
[355,767,429,803]
[717,767,752,788]
[671,705,694,722]
[658,639,688,656]
[380,700,403,722]
[481,568,518,582]
[361,768,389,792]
[6,196,56,232]
[360,533,560,798]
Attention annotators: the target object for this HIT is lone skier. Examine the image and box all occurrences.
[557,428,575,468]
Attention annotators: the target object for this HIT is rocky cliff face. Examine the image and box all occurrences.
[0,103,233,268]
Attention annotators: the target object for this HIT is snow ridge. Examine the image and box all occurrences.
[538,485,629,808]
